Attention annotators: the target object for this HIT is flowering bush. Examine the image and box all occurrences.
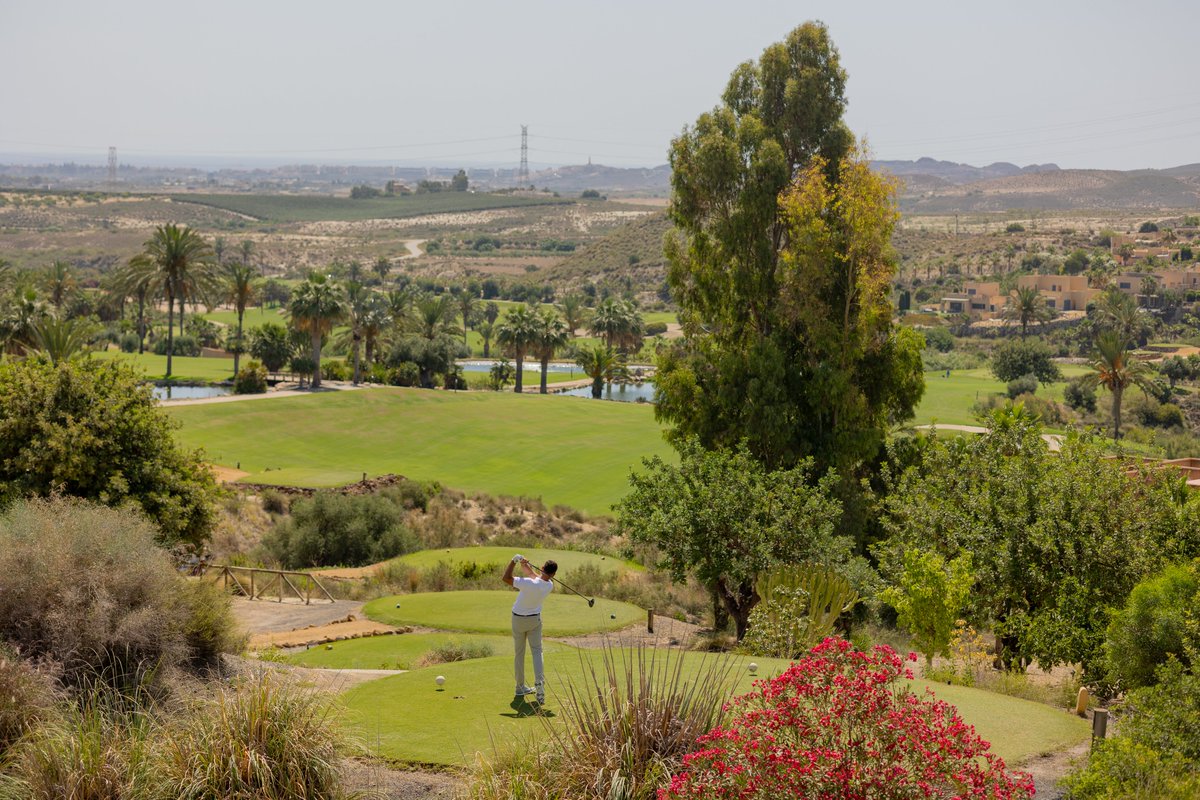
[660,638,1034,800]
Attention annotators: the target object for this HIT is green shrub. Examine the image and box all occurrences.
[1005,222,1025,233]
[0,359,217,542]
[413,639,495,668]
[152,334,201,357]
[922,326,955,353]
[263,492,419,569]
[645,321,669,336]
[175,580,247,667]
[379,479,438,512]
[260,489,289,515]
[0,498,238,690]
[118,331,140,353]
[1064,377,1098,412]
[388,361,421,387]
[991,337,1061,383]
[1105,561,1198,689]
[319,360,350,382]
[1007,373,1039,399]
[233,359,268,394]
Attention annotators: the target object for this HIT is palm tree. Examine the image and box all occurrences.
[27,315,95,365]
[288,273,346,389]
[43,261,78,311]
[588,298,644,353]
[559,294,589,337]
[386,288,415,332]
[337,282,377,385]
[455,289,478,346]
[496,304,539,393]
[532,307,570,394]
[575,344,620,399]
[407,294,458,341]
[372,257,391,284]
[0,288,47,355]
[477,320,495,358]
[213,236,227,266]
[225,262,258,379]
[360,298,391,372]
[111,261,156,354]
[240,239,255,273]
[1003,285,1054,338]
[1082,330,1155,440]
[127,224,217,378]
[1096,289,1151,346]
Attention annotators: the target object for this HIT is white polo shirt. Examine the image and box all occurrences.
[512,576,553,615]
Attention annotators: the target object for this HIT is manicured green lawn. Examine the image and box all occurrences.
[339,647,1088,766]
[167,387,672,513]
[389,547,641,576]
[200,306,285,328]
[284,633,559,670]
[362,591,644,636]
[913,365,1088,426]
[95,350,237,382]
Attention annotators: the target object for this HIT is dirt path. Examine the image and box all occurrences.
[1022,740,1089,799]
[399,239,426,259]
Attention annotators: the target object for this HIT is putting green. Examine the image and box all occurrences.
[285,633,569,670]
[340,648,1089,767]
[390,547,641,577]
[363,591,643,636]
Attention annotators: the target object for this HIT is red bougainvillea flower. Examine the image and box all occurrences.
[660,638,1034,800]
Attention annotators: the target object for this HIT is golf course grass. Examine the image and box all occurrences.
[363,591,644,636]
[167,386,672,513]
[390,547,642,577]
[96,350,239,383]
[913,365,1088,427]
[284,633,570,670]
[339,647,1089,766]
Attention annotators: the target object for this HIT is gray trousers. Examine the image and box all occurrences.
[512,613,544,691]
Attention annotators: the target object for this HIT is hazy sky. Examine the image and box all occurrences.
[2,0,1197,171]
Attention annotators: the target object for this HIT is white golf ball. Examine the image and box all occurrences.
[748,662,758,674]
[435,675,446,686]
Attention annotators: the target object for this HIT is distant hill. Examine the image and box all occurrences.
[872,158,1060,185]
[521,163,671,195]
[545,211,671,291]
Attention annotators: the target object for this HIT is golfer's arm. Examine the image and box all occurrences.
[502,559,515,587]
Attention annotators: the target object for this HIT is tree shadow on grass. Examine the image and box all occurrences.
[500,696,555,719]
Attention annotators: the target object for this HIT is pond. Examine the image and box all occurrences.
[558,381,656,403]
[457,360,581,376]
[152,385,231,401]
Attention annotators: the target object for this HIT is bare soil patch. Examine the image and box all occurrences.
[210,465,250,483]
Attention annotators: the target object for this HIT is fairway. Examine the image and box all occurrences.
[284,633,568,670]
[913,365,1088,427]
[96,350,238,382]
[390,547,641,577]
[363,591,644,636]
[167,387,672,513]
[340,648,1089,766]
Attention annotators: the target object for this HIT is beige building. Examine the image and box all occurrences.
[939,281,1007,318]
[1014,274,1097,313]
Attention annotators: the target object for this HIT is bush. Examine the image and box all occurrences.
[0,498,239,690]
[1005,222,1025,233]
[233,359,268,394]
[1063,660,1200,799]
[1105,561,1198,689]
[154,674,347,797]
[152,334,201,357]
[263,492,420,569]
[1007,373,1039,399]
[991,337,1061,383]
[118,331,140,353]
[0,359,217,542]
[388,361,421,387]
[662,639,1034,799]
[922,325,956,353]
[260,489,289,515]
[319,360,350,382]
[644,321,668,336]
[249,322,293,372]
[413,639,494,668]
[463,644,736,800]
[1139,221,1159,233]
[1064,377,1097,412]
[0,650,58,754]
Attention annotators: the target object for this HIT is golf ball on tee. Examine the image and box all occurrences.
[435,675,446,686]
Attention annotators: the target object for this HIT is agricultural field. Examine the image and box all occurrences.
[168,387,673,513]
[171,191,571,223]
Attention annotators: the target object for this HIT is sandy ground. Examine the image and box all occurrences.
[914,423,1064,451]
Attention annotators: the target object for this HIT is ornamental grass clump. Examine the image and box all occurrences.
[661,638,1035,800]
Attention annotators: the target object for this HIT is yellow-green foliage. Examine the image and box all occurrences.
[742,564,859,659]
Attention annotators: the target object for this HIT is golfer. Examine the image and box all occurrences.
[503,554,557,704]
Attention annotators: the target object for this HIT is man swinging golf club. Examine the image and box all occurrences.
[503,554,556,705]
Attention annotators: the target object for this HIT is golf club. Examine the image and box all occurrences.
[519,557,595,607]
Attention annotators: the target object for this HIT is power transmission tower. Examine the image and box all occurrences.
[107,147,118,188]
[518,125,529,186]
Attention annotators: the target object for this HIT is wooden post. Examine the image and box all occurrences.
[1091,708,1108,748]
[647,608,654,634]
[249,569,255,600]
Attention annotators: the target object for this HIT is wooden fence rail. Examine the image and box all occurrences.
[201,565,335,605]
